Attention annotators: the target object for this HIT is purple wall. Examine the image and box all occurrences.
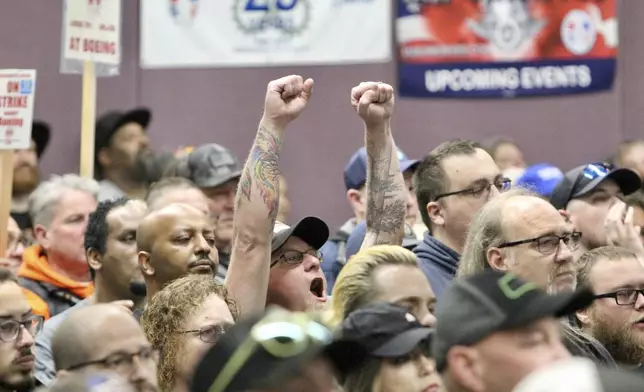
[1,0,639,228]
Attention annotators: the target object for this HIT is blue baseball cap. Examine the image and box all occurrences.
[344,147,419,191]
[345,220,419,261]
[515,163,565,198]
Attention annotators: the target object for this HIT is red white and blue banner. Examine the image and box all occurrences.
[397,0,618,98]
[140,0,391,69]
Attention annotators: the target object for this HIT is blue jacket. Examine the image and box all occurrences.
[413,233,460,302]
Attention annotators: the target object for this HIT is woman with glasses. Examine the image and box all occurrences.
[339,302,444,392]
[141,275,239,392]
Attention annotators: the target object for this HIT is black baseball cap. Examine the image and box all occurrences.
[271,217,330,253]
[31,120,50,158]
[191,306,363,392]
[550,162,641,210]
[433,269,594,372]
[338,302,433,358]
[94,107,151,157]
[175,143,241,188]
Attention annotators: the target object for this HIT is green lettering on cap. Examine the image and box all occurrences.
[498,272,538,299]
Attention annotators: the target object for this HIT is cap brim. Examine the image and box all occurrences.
[197,171,242,189]
[573,168,642,199]
[31,121,50,158]
[508,288,595,330]
[372,327,433,357]
[271,216,329,253]
[116,108,151,131]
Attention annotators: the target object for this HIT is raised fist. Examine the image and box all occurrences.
[262,75,314,129]
[350,82,395,127]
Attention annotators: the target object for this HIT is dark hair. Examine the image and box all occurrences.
[414,139,482,230]
[145,177,199,207]
[84,197,130,279]
[577,246,638,289]
[0,267,17,284]
[342,357,381,392]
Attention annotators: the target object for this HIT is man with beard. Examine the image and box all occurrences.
[457,188,615,366]
[137,203,218,303]
[0,268,42,392]
[11,121,50,234]
[576,246,644,371]
[32,198,148,386]
[51,304,158,392]
[94,108,154,202]
[174,143,242,281]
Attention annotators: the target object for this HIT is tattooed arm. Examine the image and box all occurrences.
[226,76,314,315]
[350,82,406,249]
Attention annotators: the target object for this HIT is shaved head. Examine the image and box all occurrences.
[137,203,207,253]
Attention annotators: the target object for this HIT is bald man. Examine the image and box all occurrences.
[51,304,158,392]
[137,203,218,302]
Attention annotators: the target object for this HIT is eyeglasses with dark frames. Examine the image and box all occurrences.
[497,231,582,255]
[64,346,160,372]
[270,249,322,268]
[0,315,44,342]
[180,324,230,344]
[595,288,644,306]
[433,177,512,202]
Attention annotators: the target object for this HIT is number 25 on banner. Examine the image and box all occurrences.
[244,0,298,10]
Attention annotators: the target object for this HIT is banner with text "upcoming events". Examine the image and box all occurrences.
[397,0,618,98]
[140,0,391,69]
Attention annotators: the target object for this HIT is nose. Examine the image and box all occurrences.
[416,355,436,377]
[10,242,24,260]
[224,189,236,210]
[634,291,644,311]
[555,239,574,265]
[488,183,502,199]
[419,310,437,328]
[129,355,153,387]
[17,326,35,349]
[303,252,321,272]
[194,235,210,255]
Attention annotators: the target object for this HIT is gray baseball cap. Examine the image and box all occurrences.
[176,143,242,188]
[433,270,594,372]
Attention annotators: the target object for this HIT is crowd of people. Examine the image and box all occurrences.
[2,75,644,391]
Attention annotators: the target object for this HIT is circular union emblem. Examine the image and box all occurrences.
[233,0,310,36]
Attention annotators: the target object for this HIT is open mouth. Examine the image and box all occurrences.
[310,277,325,299]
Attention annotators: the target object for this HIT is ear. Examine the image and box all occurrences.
[138,251,154,276]
[97,147,112,169]
[446,346,485,392]
[33,224,50,249]
[576,306,592,328]
[486,247,509,271]
[86,248,103,275]
[346,189,365,214]
[56,369,69,378]
[559,209,573,224]
[427,201,444,227]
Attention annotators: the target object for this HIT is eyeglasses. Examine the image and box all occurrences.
[433,178,511,202]
[271,249,322,268]
[180,324,230,344]
[64,346,160,373]
[595,289,644,306]
[0,315,44,342]
[206,309,333,392]
[498,231,582,255]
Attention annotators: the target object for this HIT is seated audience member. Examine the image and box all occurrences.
[515,163,564,198]
[137,203,218,303]
[19,174,99,320]
[94,108,154,202]
[435,270,593,392]
[457,188,615,365]
[575,246,644,370]
[485,137,527,171]
[141,275,238,392]
[174,144,241,278]
[321,147,419,292]
[339,302,444,392]
[625,190,644,245]
[512,357,644,392]
[34,198,148,386]
[190,306,361,392]
[550,162,642,254]
[12,121,51,234]
[414,139,507,301]
[51,304,158,392]
[44,371,137,392]
[1,217,27,274]
[0,268,42,392]
[331,245,436,327]
[145,178,209,215]
[614,139,644,180]
[268,218,330,312]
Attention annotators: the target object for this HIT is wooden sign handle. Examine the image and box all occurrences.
[80,61,96,178]
[0,150,15,258]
